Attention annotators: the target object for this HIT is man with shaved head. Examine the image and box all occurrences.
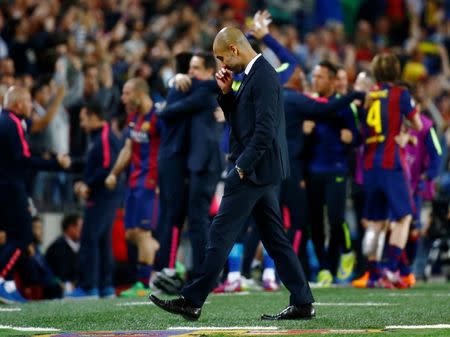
[0,86,71,303]
[105,78,163,297]
[150,27,315,321]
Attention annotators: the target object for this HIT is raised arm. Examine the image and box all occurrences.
[290,91,364,123]
[30,85,65,134]
[158,86,216,120]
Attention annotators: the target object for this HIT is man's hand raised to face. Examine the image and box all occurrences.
[215,67,233,94]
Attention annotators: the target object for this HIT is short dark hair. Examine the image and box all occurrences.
[371,52,401,83]
[83,100,105,120]
[175,52,193,74]
[194,52,217,72]
[62,213,81,232]
[248,37,262,54]
[31,74,53,97]
[31,215,42,223]
[318,60,338,77]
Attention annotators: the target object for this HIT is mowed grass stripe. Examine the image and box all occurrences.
[0,283,448,336]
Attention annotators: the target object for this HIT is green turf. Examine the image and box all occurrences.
[0,283,449,336]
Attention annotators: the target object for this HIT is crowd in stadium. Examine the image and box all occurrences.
[0,0,450,304]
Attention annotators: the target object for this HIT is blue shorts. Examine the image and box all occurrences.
[124,188,159,231]
[363,169,413,221]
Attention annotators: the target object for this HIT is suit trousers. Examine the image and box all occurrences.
[182,169,314,307]
[188,169,221,277]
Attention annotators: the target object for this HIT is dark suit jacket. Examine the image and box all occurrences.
[159,79,222,173]
[157,85,191,160]
[218,56,289,185]
[45,236,79,283]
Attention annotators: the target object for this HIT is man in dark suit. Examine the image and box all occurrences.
[150,27,315,321]
[155,53,193,274]
[45,213,82,294]
[157,52,222,278]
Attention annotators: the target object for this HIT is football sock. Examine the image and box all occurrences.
[262,248,276,281]
[137,263,152,287]
[398,251,412,276]
[228,243,243,274]
[368,260,381,281]
[387,245,403,272]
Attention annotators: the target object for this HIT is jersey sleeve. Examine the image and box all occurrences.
[399,89,418,120]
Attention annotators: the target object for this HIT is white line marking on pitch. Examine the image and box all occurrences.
[212,291,250,296]
[0,324,60,332]
[168,326,278,330]
[386,324,450,329]
[117,302,155,306]
[0,308,21,312]
[117,301,210,307]
[316,302,394,306]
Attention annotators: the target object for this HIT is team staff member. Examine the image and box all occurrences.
[304,61,359,286]
[0,86,70,303]
[105,78,162,297]
[157,52,222,279]
[66,102,123,299]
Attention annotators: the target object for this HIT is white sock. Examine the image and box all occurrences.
[262,268,276,282]
[227,271,241,283]
[4,280,17,293]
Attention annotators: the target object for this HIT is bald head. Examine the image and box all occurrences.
[3,86,32,117]
[213,27,252,52]
[121,77,152,114]
[213,27,257,74]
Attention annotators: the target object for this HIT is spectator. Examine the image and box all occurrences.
[45,213,82,295]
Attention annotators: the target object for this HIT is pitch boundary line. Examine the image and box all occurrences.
[0,308,21,312]
[316,302,394,306]
[0,324,60,332]
[168,326,278,330]
[385,324,450,329]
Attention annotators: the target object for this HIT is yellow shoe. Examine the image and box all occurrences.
[119,282,149,298]
[352,272,370,288]
[316,269,333,288]
[336,251,356,283]
[401,273,416,288]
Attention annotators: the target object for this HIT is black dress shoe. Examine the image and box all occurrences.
[261,304,315,320]
[149,294,202,321]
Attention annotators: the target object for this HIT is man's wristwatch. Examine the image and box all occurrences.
[235,165,243,174]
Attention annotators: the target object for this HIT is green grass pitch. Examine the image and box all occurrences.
[0,283,449,337]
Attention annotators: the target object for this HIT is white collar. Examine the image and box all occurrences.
[64,235,80,253]
[244,53,262,75]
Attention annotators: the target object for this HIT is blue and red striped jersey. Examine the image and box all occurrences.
[362,84,417,170]
[126,108,161,190]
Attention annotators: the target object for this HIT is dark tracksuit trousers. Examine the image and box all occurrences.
[280,158,310,278]
[155,156,188,271]
[79,189,122,291]
[307,172,348,275]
